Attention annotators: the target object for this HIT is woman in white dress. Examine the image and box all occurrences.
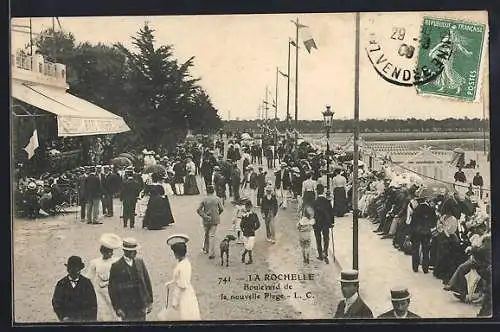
[85,233,122,321]
[158,234,201,321]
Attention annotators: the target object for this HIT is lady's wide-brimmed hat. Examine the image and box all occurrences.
[166,234,190,246]
[390,287,411,301]
[99,233,122,250]
[122,237,141,251]
[65,255,85,270]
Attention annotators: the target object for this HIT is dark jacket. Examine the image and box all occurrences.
[472,175,484,187]
[104,172,122,194]
[52,275,97,322]
[439,196,461,219]
[261,194,278,217]
[313,196,335,228]
[77,174,87,201]
[249,172,258,189]
[275,169,292,190]
[120,178,141,201]
[378,309,420,319]
[410,202,437,235]
[240,212,261,237]
[108,257,153,313]
[214,173,226,197]
[256,172,266,189]
[231,167,241,185]
[84,174,102,199]
[334,296,373,319]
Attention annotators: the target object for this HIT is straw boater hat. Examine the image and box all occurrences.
[390,287,411,301]
[166,234,190,246]
[99,233,122,250]
[28,182,37,190]
[122,237,141,251]
[339,269,359,283]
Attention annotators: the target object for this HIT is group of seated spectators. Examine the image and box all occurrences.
[358,167,491,317]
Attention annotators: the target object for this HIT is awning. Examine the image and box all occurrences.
[12,81,130,137]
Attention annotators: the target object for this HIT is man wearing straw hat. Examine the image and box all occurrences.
[378,287,420,318]
[334,269,373,319]
[108,238,153,321]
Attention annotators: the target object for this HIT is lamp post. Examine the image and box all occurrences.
[322,105,334,190]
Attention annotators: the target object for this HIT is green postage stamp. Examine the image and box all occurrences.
[415,17,487,102]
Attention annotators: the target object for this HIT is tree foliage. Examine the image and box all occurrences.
[29,24,222,154]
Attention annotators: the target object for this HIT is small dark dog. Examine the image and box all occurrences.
[220,234,237,267]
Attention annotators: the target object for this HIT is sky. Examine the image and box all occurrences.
[11,11,489,121]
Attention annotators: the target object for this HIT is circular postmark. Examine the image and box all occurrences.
[365,21,449,87]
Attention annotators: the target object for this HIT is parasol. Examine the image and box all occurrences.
[144,164,167,176]
[111,157,132,168]
[417,182,450,199]
[118,153,136,161]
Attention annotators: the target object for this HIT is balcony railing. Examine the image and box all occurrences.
[11,52,67,82]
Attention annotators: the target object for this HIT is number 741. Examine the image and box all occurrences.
[218,277,231,284]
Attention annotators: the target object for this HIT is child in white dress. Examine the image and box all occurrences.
[297,206,315,264]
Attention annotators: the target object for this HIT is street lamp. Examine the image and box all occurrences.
[322,105,334,190]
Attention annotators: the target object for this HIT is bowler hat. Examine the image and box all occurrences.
[339,269,359,283]
[122,237,141,251]
[390,287,411,301]
[65,256,85,270]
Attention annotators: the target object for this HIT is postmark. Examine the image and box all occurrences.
[365,23,446,87]
[415,17,487,102]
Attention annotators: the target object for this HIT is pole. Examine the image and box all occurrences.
[29,18,33,56]
[294,18,299,126]
[326,128,330,189]
[352,12,361,271]
[265,86,269,121]
[482,88,487,155]
[52,17,56,62]
[275,67,279,121]
[286,39,291,126]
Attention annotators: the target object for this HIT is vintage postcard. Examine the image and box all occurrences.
[11,11,491,323]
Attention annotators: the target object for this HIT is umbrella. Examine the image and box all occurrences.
[417,182,450,199]
[144,164,167,176]
[111,157,132,168]
[118,153,136,161]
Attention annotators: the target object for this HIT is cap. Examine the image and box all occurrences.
[339,269,359,283]
[390,287,411,301]
[166,234,190,246]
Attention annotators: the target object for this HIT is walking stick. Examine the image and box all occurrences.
[330,227,335,263]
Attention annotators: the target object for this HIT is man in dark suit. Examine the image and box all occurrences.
[84,166,103,224]
[77,167,88,222]
[102,166,122,217]
[313,183,335,264]
[108,238,153,321]
[454,167,466,183]
[409,197,437,273]
[334,270,373,319]
[120,170,141,228]
[52,256,97,322]
[213,166,227,204]
[378,287,420,318]
[274,162,292,209]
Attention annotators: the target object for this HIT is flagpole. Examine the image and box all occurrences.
[265,86,269,121]
[275,67,279,121]
[29,18,33,56]
[52,17,56,61]
[294,18,299,126]
[352,12,361,271]
[286,39,291,126]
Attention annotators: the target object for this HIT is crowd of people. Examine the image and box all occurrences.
[15,130,492,321]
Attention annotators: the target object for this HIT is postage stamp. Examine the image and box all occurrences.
[415,17,487,102]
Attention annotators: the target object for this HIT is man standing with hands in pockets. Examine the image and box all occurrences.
[197,185,224,259]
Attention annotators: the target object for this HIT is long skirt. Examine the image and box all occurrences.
[333,187,347,217]
[302,191,315,213]
[96,286,119,321]
[184,175,200,195]
[143,195,175,230]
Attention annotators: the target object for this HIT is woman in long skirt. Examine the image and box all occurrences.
[300,172,316,215]
[184,157,200,195]
[85,233,122,321]
[332,170,348,217]
[158,234,201,321]
[143,173,175,230]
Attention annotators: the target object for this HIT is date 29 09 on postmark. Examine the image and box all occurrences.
[415,17,487,102]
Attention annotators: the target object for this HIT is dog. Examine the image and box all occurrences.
[219,234,237,267]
